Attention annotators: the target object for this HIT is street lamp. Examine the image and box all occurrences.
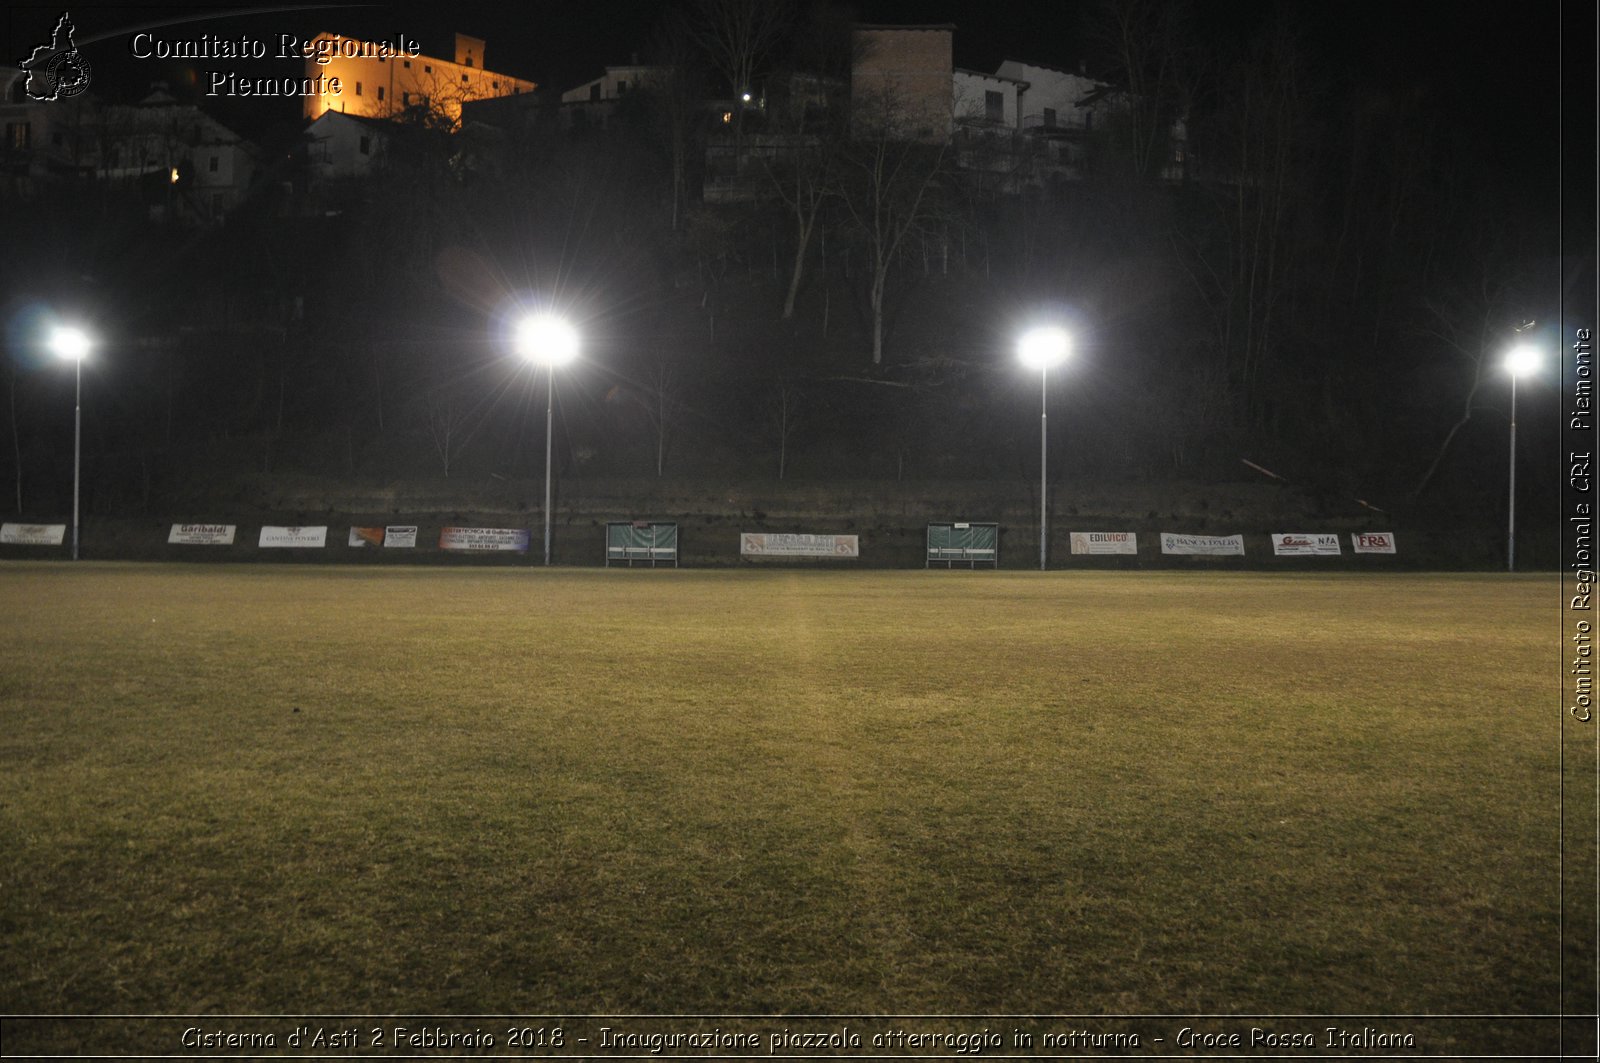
[514,314,580,566]
[1017,327,1071,571]
[48,326,91,561]
[1503,343,1538,573]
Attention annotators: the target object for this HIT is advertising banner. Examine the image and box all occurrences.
[740,532,859,558]
[168,524,236,546]
[1070,531,1138,555]
[1351,531,1398,554]
[1271,533,1343,556]
[439,526,530,553]
[1,523,66,545]
[1160,532,1245,556]
[384,526,418,549]
[259,526,329,548]
[349,526,385,547]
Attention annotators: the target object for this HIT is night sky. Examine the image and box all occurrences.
[4,0,1571,184]
[0,1,1592,552]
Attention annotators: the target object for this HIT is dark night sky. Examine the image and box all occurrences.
[2,2,1577,199]
[4,2,1565,113]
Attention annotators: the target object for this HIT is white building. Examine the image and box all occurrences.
[1,74,259,224]
[952,68,1025,131]
[303,109,391,179]
[559,63,663,129]
[996,60,1113,136]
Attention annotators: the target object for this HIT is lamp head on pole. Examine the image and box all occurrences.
[1503,344,1538,379]
[49,326,92,363]
[1017,327,1071,369]
[514,314,579,368]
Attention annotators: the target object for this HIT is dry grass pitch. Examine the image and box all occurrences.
[0,562,1578,1050]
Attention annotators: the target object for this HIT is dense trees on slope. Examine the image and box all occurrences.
[1,0,1562,528]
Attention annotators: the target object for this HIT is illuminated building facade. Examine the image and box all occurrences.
[301,32,535,127]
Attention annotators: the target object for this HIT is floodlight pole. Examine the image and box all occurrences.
[71,355,81,562]
[1038,363,1048,571]
[1507,372,1517,573]
[543,362,555,567]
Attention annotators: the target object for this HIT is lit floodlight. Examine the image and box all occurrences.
[514,315,580,367]
[1017,327,1070,369]
[1503,342,1539,572]
[511,313,580,566]
[49,326,91,361]
[741,92,752,103]
[48,324,93,560]
[1504,344,1538,378]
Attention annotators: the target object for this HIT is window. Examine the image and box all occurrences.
[492,81,499,90]
[359,135,371,155]
[984,90,1003,123]
[377,86,384,101]
[208,155,219,173]
[403,60,411,68]
[424,65,432,74]
[355,81,362,96]
[5,121,30,150]
[461,73,468,83]
[618,79,628,94]
[402,92,410,106]
[1083,111,1093,131]
[1042,107,1056,129]
[590,83,600,102]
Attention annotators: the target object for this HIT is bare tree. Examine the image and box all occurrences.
[1408,246,1529,498]
[686,0,794,123]
[1086,0,1192,180]
[644,10,709,231]
[835,91,950,364]
[769,379,803,479]
[420,374,493,478]
[761,112,841,319]
[607,355,682,477]
[1173,21,1310,426]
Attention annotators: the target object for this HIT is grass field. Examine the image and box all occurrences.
[0,563,1579,1050]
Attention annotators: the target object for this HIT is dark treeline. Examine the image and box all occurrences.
[1,0,1565,528]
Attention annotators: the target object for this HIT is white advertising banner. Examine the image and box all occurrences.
[439,526,530,553]
[384,526,418,549]
[740,532,859,558]
[1271,533,1343,556]
[1,523,66,545]
[1070,531,1138,555]
[1351,531,1398,554]
[259,526,329,548]
[1160,532,1246,556]
[168,523,236,545]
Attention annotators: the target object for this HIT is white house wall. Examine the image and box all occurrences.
[995,60,1110,133]
[952,70,1020,130]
